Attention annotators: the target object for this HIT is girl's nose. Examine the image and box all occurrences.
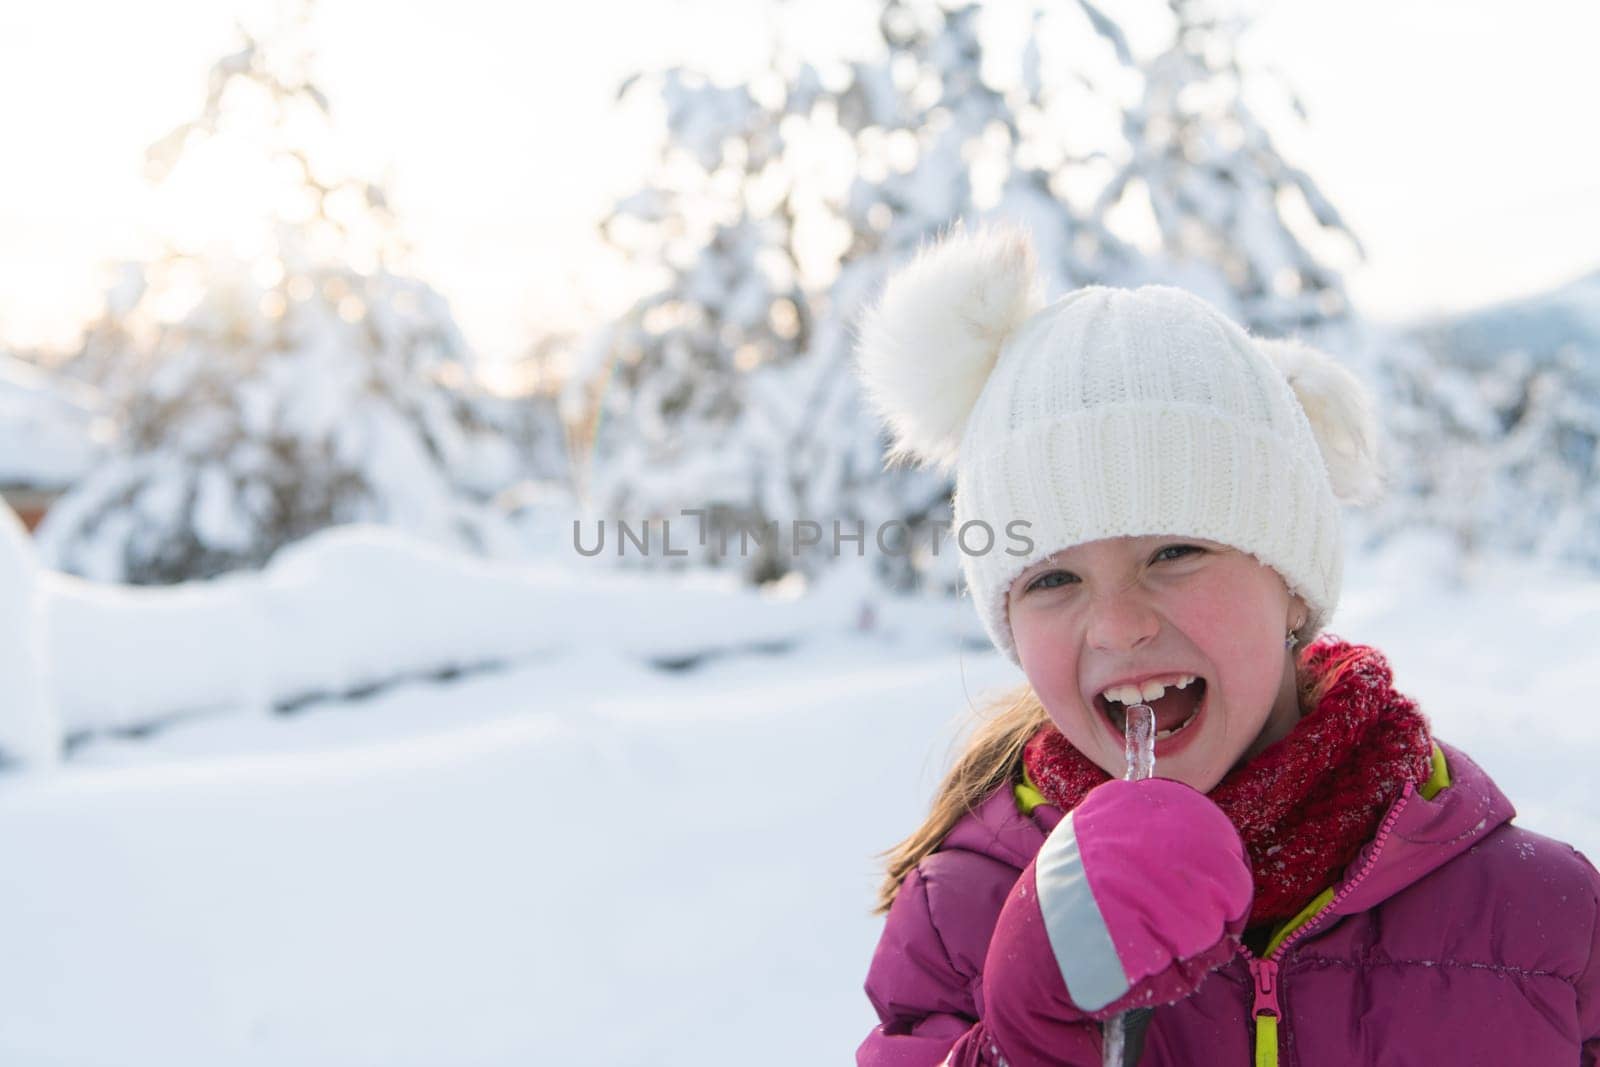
[1085,591,1160,653]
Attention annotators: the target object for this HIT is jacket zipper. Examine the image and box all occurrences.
[1242,780,1415,1067]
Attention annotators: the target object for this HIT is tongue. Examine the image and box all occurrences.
[1147,683,1202,732]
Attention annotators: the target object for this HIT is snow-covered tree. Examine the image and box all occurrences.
[573,4,1078,589]
[39,13,526,583]
[1089,0,1361,333]
[1373,288,1600,570]
[570,0,1358,593]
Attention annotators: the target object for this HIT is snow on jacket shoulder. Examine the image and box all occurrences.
[858,740,1600,1066]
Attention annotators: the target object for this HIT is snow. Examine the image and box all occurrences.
[42,524,945,737]
[37,260,536,585]
[0,353,105,490]
[0,505,55,767]
[1334,528,1600,851]
[0,8,1594,1056]
[0,523,1596,1064]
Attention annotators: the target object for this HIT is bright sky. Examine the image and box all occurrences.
[1,0,1597,364]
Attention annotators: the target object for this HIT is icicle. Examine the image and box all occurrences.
[1104,702,1158,1065]
[1123,702,1155,782]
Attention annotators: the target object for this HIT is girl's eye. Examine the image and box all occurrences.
[1026,570,1077,592]
[1153,544,1203,563]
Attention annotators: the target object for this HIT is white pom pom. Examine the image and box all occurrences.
[1258,337,1384,504]
[855,225,1043,472]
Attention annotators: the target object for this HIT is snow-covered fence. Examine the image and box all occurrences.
[39,524,943,745]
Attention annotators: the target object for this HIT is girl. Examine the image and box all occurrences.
[851,228,1600,1066]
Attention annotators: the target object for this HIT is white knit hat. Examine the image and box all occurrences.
[855,226,1381,664]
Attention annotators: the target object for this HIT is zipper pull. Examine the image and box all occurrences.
[1249,957,1283,1067]
[1248,957,1280,1019]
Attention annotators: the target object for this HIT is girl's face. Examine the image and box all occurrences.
[1008,536,1307,792]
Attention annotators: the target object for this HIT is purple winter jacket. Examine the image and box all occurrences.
[860,740,1600,1065]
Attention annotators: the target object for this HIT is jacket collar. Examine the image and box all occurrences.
[1328,739,1515,916]
[942,739,1512,922]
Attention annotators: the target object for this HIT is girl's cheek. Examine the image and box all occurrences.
[1176,576,1279,648]
[1018,627,1086,734]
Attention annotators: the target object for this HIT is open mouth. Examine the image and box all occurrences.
[1098,678,1207,741]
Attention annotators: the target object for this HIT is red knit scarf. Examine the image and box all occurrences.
[1021,638,1434,925]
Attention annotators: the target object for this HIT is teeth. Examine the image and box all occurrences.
[1153,706,1201,740]
[1101,675,1197,706]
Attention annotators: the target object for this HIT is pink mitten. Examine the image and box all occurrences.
[979,778,1253,1063]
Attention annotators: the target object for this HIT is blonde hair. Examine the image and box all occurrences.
[873,658,1336,915]
[873,683,1050,915]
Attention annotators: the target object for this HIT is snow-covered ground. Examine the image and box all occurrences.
[0,528,1595,1066]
